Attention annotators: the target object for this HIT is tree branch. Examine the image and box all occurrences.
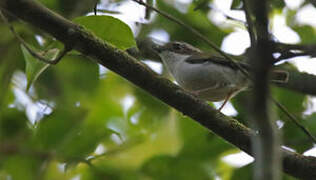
[275,42,316,52]
[242,0,256,45]
[277,69,316,95]
[274,42,316,63]
[1,0,316,179]
[246,0,280,179]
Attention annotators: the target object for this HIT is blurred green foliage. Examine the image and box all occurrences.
[74,15,136,50]
[0,0,316,179]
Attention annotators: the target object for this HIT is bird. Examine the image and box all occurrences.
[154,41,289,111]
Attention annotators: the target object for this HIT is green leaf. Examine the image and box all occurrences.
[34,107,87,151]
[57,124,112,161]
[193,0,211,11]
[151,0,229,51]
[59,0,99,18]
[73,15,136,50]
[231,164,252,180]
[231,0,242,10]
[178,115,233,160]
[35,54,99,106]
[282,117,313,153]
[38,0,58,11]
[292,25,316,44]
[272,85,308,152]
[231,164,297,180]
[3,155,43,180]
[271,0,285,9]
[272,87,306,118]
[21,45,58,91]
[0,42,23,110]
[0,108,28,139]
[141,155,213,180]
[304,113,316,134]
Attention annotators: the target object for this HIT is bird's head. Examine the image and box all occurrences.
[154,41,201,55]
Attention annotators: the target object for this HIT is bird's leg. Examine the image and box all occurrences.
[191,84,220,97]
[218,91,233,112]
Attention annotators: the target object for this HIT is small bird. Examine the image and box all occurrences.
[154,41,288,111]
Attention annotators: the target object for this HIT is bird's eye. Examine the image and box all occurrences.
[173,43,182,50]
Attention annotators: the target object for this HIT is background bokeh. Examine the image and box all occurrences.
[1,0,316,179]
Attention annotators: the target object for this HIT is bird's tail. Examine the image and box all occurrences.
[271,70,289,83]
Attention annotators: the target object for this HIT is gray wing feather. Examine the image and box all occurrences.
[185,54,250,70]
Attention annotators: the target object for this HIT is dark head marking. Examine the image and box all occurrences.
[155,41,201,54]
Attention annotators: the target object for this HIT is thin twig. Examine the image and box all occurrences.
[275,42,316,51]
[242,0,256,45]
[0,10,71,65]
[90,139,142,160]
[225,15,246,25]
[95,9,121,14]
[207,4,246,25]
[275,52,309,62]
[94,3,97,15]
[271,97,316,144]
[273,42,316,62]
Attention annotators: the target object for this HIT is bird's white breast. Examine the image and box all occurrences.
[160,52,248,101]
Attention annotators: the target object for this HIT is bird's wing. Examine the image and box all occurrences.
[185,53,250,70]
[185,53,289,83]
